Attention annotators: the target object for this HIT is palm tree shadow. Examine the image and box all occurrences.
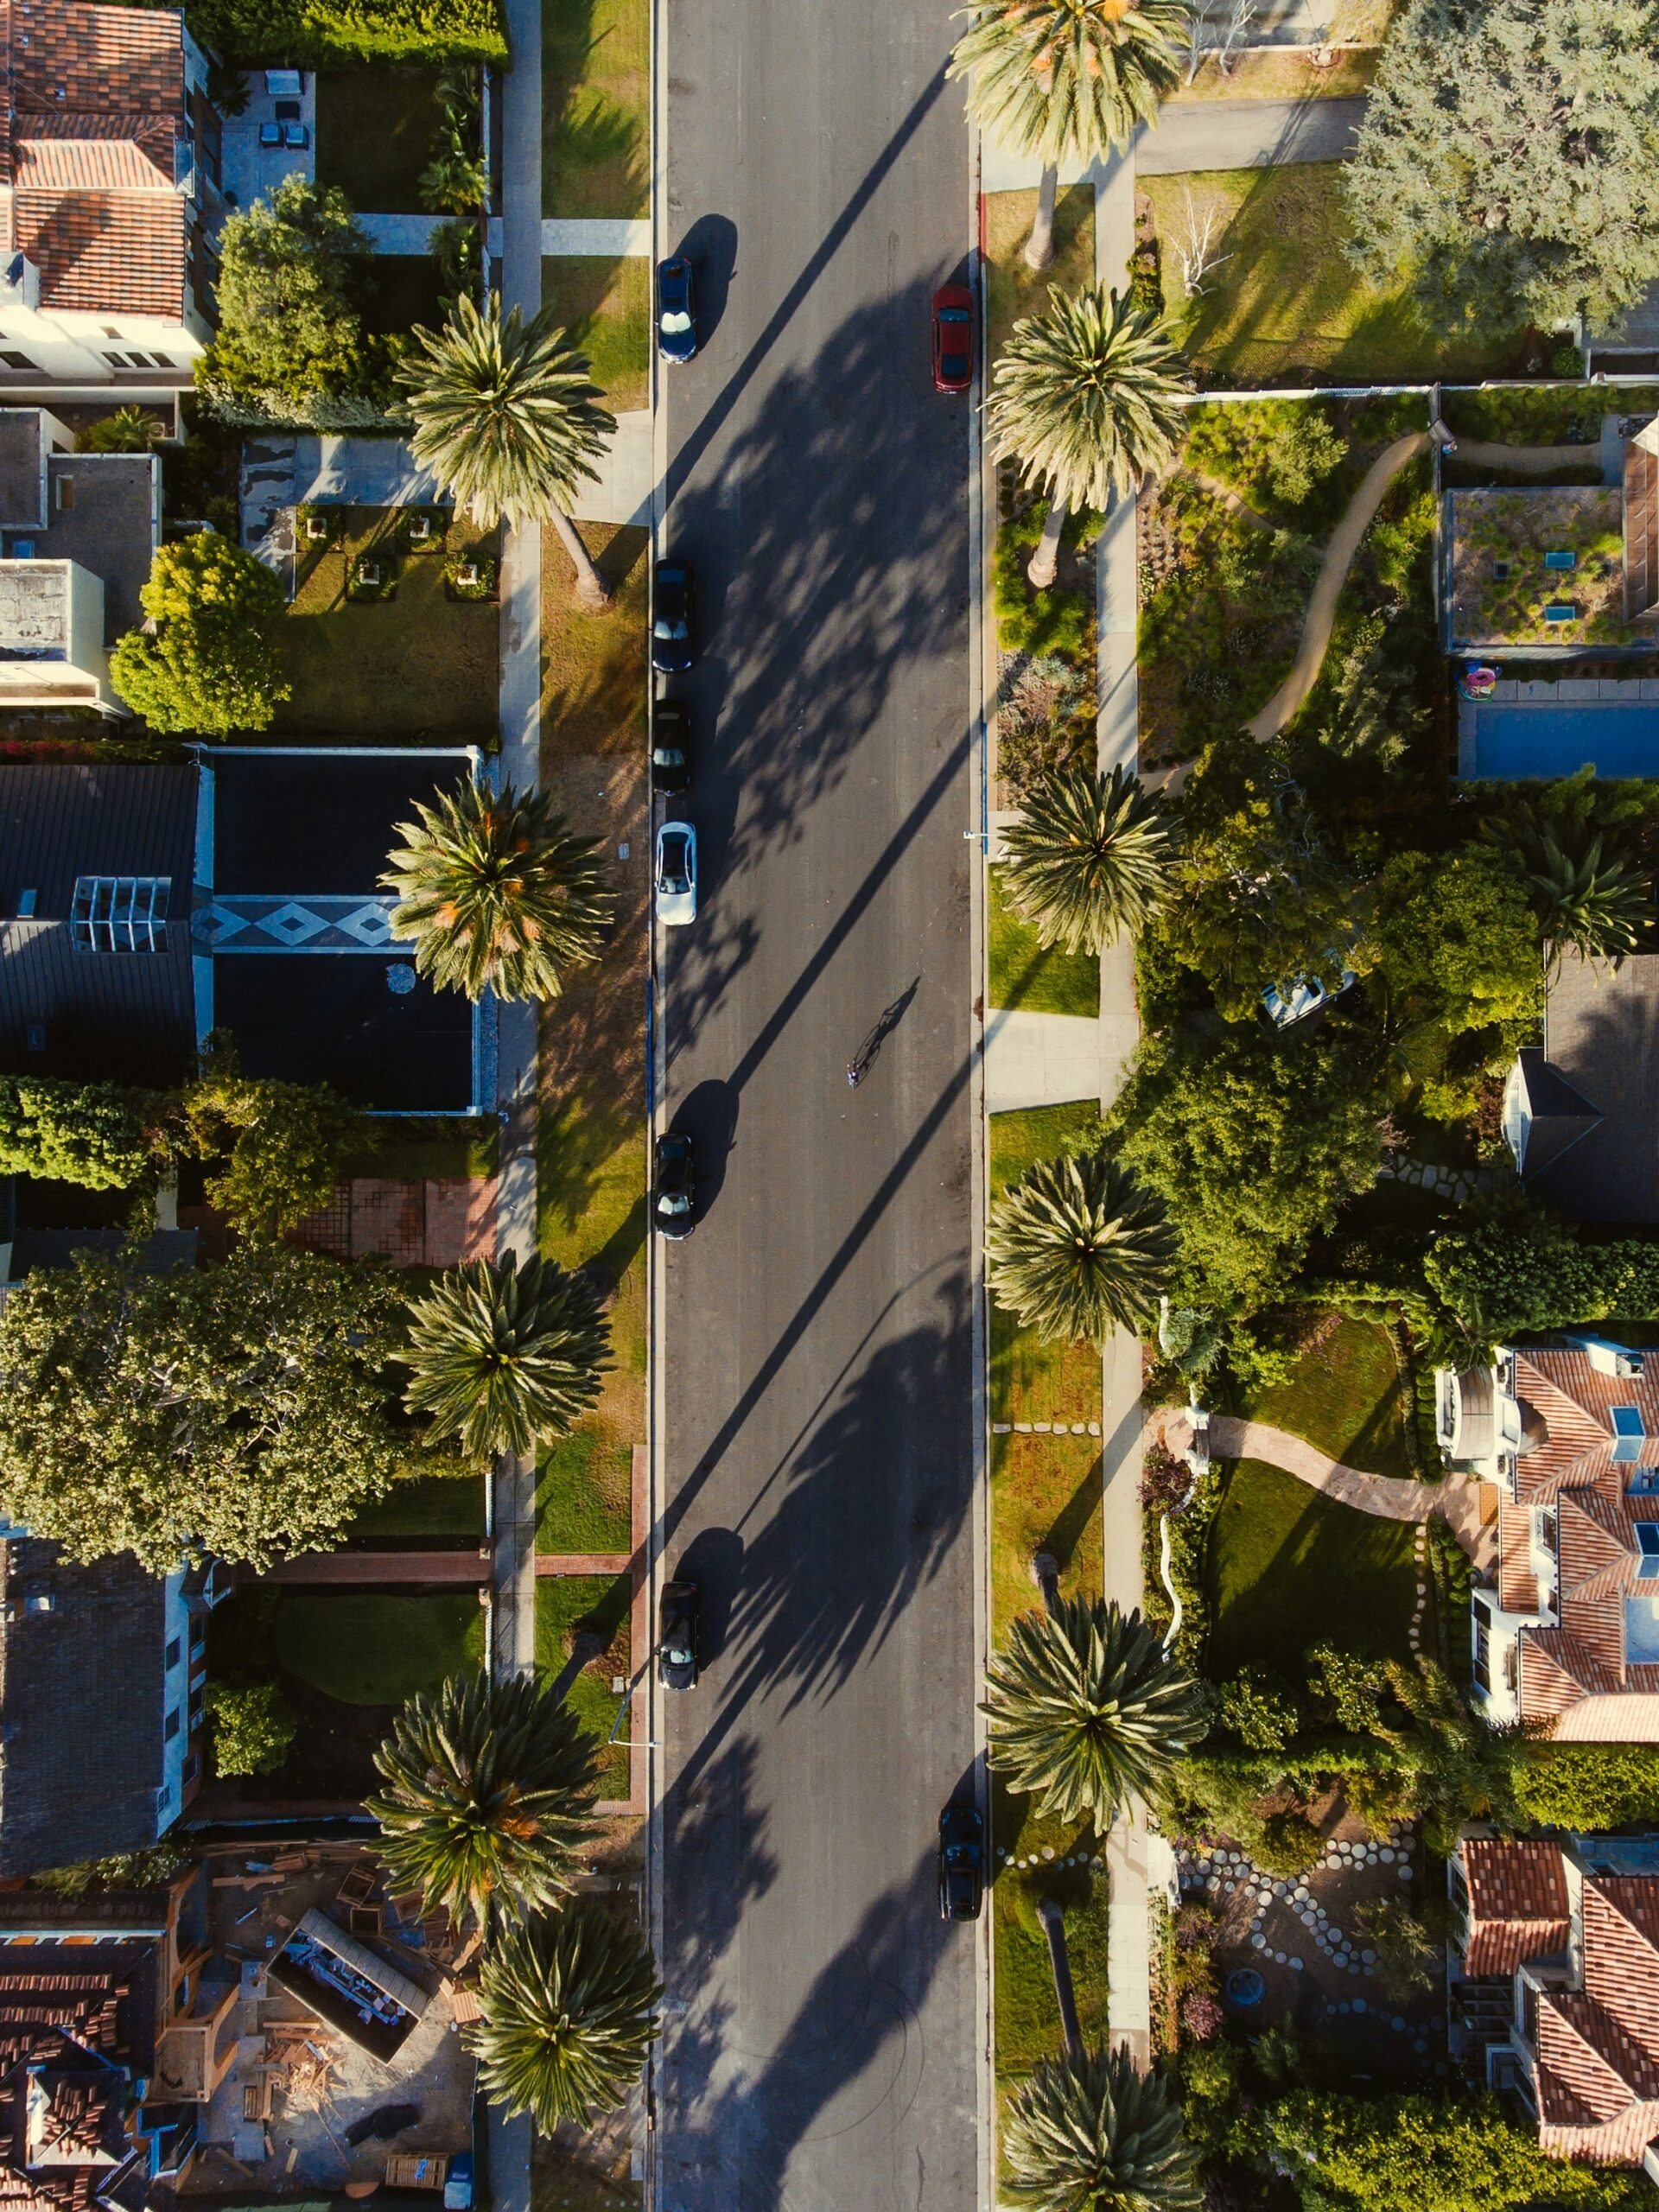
[1041,1452,1103,1576]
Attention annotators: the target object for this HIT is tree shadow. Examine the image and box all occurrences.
[1041,1453,1103,1577]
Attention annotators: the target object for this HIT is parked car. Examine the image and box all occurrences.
[652,698,692,794]
[931,283,974,393]
[653,1130,696,1238]
[655,820,697,925]
[652,562,696,673]
[938,1802,984,1920]
[658,1579,700,1689]
[657,256,698,363]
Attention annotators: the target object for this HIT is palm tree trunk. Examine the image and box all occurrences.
[1026,500,1067,590]
[1038,1897,1084,2061]
[1032,1549,1062,1614]
[549,506,611,607]
[1023,165,1059,271]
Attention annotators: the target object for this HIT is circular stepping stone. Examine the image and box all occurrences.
[1251,1934,1266,1949]
[1273,1881,1287,1896]
[1290,1956,1304,1971]
[1380,1847,1395,1863]
[1392,2018,1407,2032]
[1399,1865,1414,1880]
[1042,1847,1055,1860]
[1338,2002,1351,2016]
[1353,1998,1366,2014]
[1349,1964,1363,1977]
[1361,1948,1376,1964]
[1224,1878,1236,1891]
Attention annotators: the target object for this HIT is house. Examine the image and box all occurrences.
[0,752,486,1110]
[1449,1832,1659,2175]
[0,0,221,398]
[1501,949,1659,1222]
[1438,1340,1659,1739]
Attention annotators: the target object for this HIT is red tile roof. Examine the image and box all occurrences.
[1462,1837,1571,1977]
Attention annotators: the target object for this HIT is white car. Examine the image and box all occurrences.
[655,821,697,926]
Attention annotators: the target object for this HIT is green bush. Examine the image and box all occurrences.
[207,1679,297,1777]
[1514,1741,1659,1830]
[0,1077,152,1191]
[182,1061,364,1236]
[1254,1805,1325,1878]
[110,532,290,736]
[171,0,505,66]
[992,515,1093,659]
[1181,397,1346,524]
[443,553,497,601]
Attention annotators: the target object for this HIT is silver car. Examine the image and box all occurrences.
[655,821,697,926]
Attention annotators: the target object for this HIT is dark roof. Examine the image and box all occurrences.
[0,413,48,531]
[0,1534,166,1880]
[33,455,159,642]
[1529,952,1659,1221]
[213,954,474,1112]
[1516,1047,1605,1179]
[207,751,472,896]
[0,764,196,1087]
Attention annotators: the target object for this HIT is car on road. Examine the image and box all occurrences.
[653,1130,696,1237]
[652,562,696,673]
[931,283,974,393]
[657,256,698,363]
[655,820,697,925]
[938,1802,983,1920]
[652,698,692,793]
[658,1579,700,1689]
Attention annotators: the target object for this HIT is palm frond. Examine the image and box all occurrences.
[1483,803,1650,969]
[949,0,1191,166]
[1003,2044,1203,2212]
[1001,763,1177,952]
[988,1150,1174,1344]
[398,1255,609,1461]
[468,1904,661,2132]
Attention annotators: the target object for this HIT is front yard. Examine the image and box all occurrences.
[988,866,1100,1018]
[275,505,499,740]
[536,1573,632,1796]
[542,257,650,411]
[1235,1313,1414,1480]
[543,0,648,218]
[315,67,445,209]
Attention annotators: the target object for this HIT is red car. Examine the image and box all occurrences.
[931,283,975,392]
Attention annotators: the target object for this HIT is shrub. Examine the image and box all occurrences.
[171,0,505,68]
[109,531,289,736]
[1514,1741,1659,1829]
[993,505,1096,659]
[1181,398,1346,524]
[1213,1667,1301,1753]
[195,175,377,418]
[0,1077,152,1191]
[207,1679,297,1777]
[443,553,497,601]
[1179,1988,1224,2043]
[181,1062,364,1236]
[1254,1806,1324,1878]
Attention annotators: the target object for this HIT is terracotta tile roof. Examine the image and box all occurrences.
[5,0,181,116]
[11,188,182,318]
[14,135,173,192]
[1462,1838,1571,1977]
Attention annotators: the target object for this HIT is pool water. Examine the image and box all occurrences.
[1471,701,1659,779]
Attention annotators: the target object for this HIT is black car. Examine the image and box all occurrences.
[658,1579,700,1690]
[652,699,692,794]
[653,1130,696,1238]
[657,255,697,363]
[652,562,695,675]
[938,1802,984,1921]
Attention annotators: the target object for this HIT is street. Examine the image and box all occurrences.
[652,0,982,2202]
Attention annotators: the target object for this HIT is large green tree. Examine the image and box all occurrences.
[398,1254,609,1461]
[983,1596,1203,1830]
[1345,0,1659,339]
[1001,764,1177,954]
[181,1062,364,1236]
[0,1077,152,1191]
[987,284,1188,586]
[469,1904,660,2132]
[1003,2045,1203,2212]
[398,295,616,602]
[196,173,372,409]
[109,532,290,736]
[950,0,1189,269]
[988,1150,1175,1344]
[0,1244,406,1571]
[369,1671,597,1935]
[381,775,613,1002]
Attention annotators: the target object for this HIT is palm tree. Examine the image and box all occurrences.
[949,0,1190,270]
[988,284,1188,586]
[988,1149,1174,1344]
[468,1904,661,2132]
[982,1595,1202,1828]
[1483,804,1650,970]
[398,1253,608,1461]
[397,293,617,604]
[1001,763,1176,953]
[1002,2044,1203,2212]
[381,774,613,1003]
[367,1670,598,1936]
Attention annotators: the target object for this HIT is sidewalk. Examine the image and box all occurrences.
[985,1008,1102,1111]
[980,94,1365,192]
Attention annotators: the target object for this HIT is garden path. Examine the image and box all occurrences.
[1154,1406,1497,1569]
[1247,429,1427,739]
[984,1007,1103,1112]
[1453,439,1606,474]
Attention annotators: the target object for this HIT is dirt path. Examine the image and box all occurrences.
[1452,439,1601,473]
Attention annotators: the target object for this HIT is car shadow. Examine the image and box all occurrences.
[671,1075,739,1216]
[671,1525,743,1665]
[676,212,739,348]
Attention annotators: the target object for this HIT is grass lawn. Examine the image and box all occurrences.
[276,1589,486,1704]
[536,1573,632,1794]
[361,255,448,341]
[1145,163,1514,385]
[1236,1314,1412,1480]
[276,506,499,740]
[543,0,647,218]
[542,257,648,412]
[992,1786,1110,2080]
[1205,1458,1420,1683]
[988,867,1099,1017]
[1167,48,1378,101]
[537,1429,632,1554]
[989,1101,1102,1201]
[341,1116,499,1183]
[315,68,443,212]
[984,188,1096,365]
[349,1471,486,1541]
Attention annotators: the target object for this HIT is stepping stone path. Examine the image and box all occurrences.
[1178,1823,1419,1998]
[1408,1523,1430,1657]
[992,1421,1103,1437]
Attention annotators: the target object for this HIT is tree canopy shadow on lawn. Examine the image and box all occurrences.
[542,0,648,219]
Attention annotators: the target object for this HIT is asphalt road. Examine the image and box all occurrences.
[652,0,982,2202]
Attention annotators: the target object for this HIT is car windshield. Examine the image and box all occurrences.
[664,1644,691,1664]
[942,353,969,374]
[654,615,688,639]
[662,308,693,334]
[938,307,970,323]
[660,837,690,887]
[660,1190,690,1212]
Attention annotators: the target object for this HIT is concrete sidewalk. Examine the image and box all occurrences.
[981,94,1364,192]
[569,410,654,527]
[485,216,653,257]
[985,1009,1103,1112]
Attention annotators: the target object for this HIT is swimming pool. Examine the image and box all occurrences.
[1469,699,1659,779]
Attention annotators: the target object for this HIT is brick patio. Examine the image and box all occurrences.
[287,1177,497,1267]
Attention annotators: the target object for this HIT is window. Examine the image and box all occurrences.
[1631,1470,1659,1495]
[101,326,121,339]
[1637,1523,1659,1580]
[71,875,169,951]
[164,1637,181,1670]
[101,352,124,369]
[54,475,73,512]
[1473,1599,1492,1693]
[0,351,34,371]
[1611,1406,1647,1462]
[125,353,149,369]
[149,352,173,369]
[163,1708,181,1742]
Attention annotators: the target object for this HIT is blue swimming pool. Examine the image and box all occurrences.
[1470,701,1659,779]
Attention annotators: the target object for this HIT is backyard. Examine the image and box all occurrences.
[1234,1313,1414,1480]
[543,0,648,218]
[1449,487,1630,648]
[315,67,446,209]
[274,505,499,739]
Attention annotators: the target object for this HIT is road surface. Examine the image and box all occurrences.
[652,0,982,2202]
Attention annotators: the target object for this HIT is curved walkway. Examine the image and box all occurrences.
[1155,1407,1496,1568]
[1454,438,1604,474]
[1247,430,1427,739]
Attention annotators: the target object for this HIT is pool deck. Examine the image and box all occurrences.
[1459,677,1659,778]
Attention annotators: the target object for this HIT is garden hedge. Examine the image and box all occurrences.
[148,0,507,67]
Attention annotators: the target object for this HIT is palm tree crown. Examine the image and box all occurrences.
[382,775,612,1003]
[1002,763,1177,954]
[949,0,1190,166]
[982,1595,1202,1828]
[468,1904,661,2133]
[988,285,1189,512]
[399,1254,609,1462]
[1003,2044,1203,2212]
[1484,805,1650,969]
[988,1149,1174,1344]
[368,1670,597,1936]
[397,294,615,529]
